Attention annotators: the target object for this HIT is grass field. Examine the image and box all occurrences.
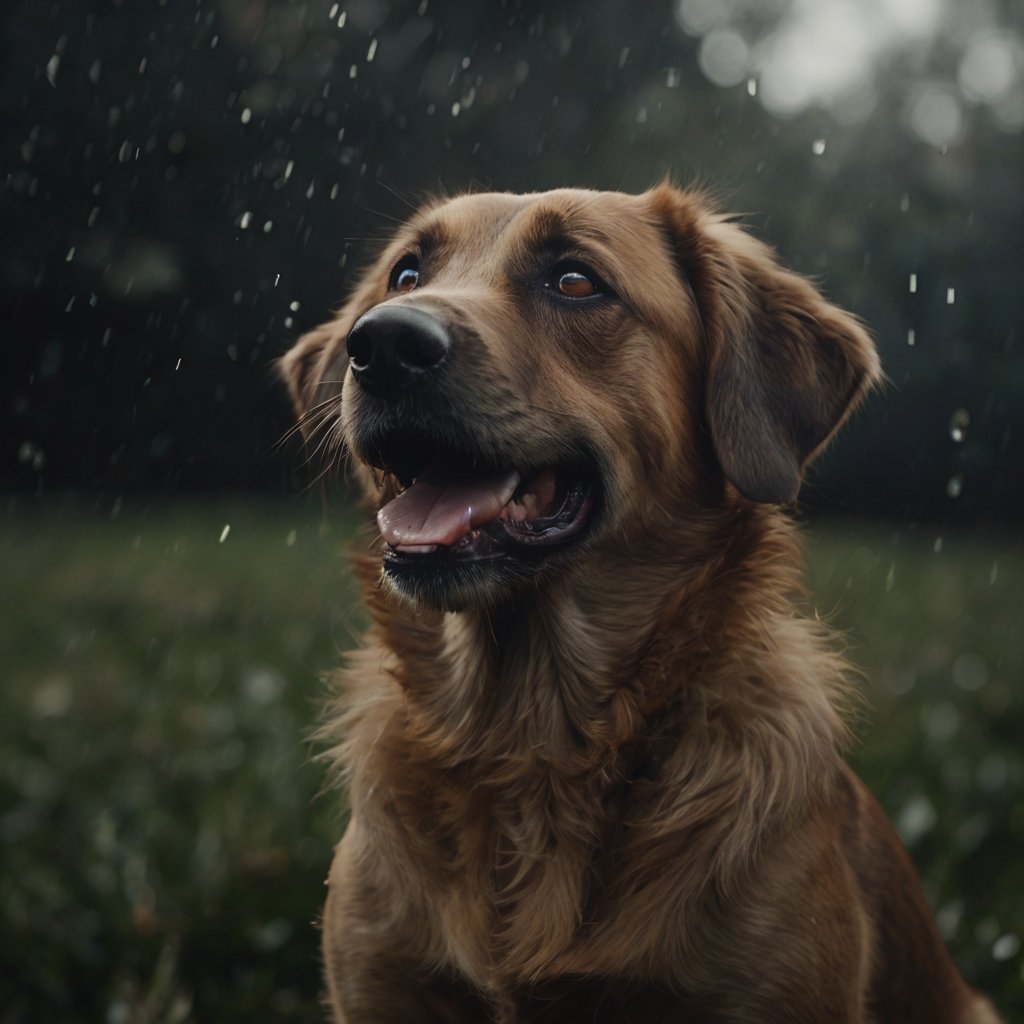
[1,497,1021,1021]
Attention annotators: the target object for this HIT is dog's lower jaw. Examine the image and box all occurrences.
[378,522,598,614]
[379,554,537,613]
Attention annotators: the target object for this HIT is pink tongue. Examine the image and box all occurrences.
[378,469,521,548]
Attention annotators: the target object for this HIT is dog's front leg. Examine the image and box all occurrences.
[321,828,490,1023]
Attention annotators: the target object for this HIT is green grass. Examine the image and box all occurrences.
[1,500,1021,1021]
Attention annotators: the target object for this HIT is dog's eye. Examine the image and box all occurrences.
[545,262,607,300]
[390,256,420,293]
[557,271,597,298]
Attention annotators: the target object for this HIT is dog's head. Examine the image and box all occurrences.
[280,185,879,610]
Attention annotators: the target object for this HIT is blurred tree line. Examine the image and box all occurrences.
[2,0,1021,525]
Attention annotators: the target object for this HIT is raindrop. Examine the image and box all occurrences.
[909,273,917,293]
[239,211,252,229]
[66,246,75,262]
[289,300,300,311]
[946,287,955,304]
[88,59,102,84]
[174,357,181,370]
[665,68,681,88]
[907,328,915,346]
[900,193,910,213]
[367,39,378,62]
[219,524,231,543]
[337,10,347,28]
[240,107,252,124]
[451,102,461,117]
[46,54,60,86]
[329,2,338,17]
[746,78,757,96]
[933,536,943,553]
[992,934,1020,962]
[989,561,998,585]
[635,107,648,124]
[285,530,297,547]
[946,474,963,498]
[811,138,826,155]
[263,220,273,234]
[949,408,970,442]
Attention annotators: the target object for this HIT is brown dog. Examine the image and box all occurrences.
[281,185,1000,1023]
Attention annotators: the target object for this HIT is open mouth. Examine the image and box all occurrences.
[370,446,595,565]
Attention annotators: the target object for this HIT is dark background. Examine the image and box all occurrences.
[2,0,1022,523]
[2,1,1023,1021]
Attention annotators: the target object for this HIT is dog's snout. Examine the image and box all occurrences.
[347,306,450,398]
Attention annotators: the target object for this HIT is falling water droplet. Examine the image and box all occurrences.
[946,474,963,498]
[811,138,826,155]
[949,408,970,442]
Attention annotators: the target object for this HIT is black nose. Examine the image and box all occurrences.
[346,305,451,398]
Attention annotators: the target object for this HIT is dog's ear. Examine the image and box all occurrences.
[277,321,341,436]
[651,186,881,504]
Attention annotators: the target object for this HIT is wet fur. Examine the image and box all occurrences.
[281,185,1000,1022]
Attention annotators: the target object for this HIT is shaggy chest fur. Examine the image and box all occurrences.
[338,569,847,995]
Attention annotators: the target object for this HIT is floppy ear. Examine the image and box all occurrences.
[277,321,341,436]
[651,186,881,504]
